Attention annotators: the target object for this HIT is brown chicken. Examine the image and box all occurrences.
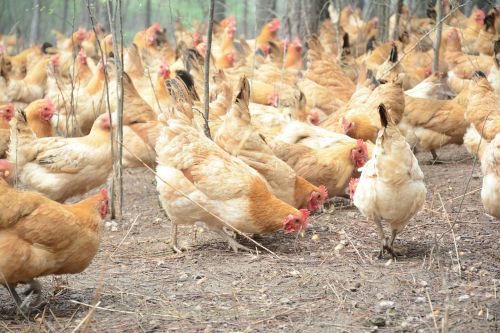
[156,105,309,253]
[272,121,370,197]
[0,103,14,158]
[399,95,467,161]
[214,77,327,212]
[0,167,108,311]
[8,112,115,202]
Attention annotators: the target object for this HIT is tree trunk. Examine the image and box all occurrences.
[393,0,403,40]
[145,0,151,28]
[433,0,443,72]
[377,0,390,42]
[295,0,329,39]
[81,0,90,28]
[29,0,41,45]
[256,0,277,31]
[204,0,216,139]
[243,0,248,37]
[61,0,68,33]
[214,0,225,22]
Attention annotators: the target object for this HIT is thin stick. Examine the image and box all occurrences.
[107,0,125,220]
[425,289,439,333]
[202,0,215,139]
[70,301,101,333]
[437,192,461,275]
[432,0,443,72]
[110,214,140,257]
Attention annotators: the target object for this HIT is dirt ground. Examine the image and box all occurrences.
[0,144,499,332]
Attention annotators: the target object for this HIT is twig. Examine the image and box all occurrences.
[110,214,140,257]
[437,192,461,276]
[425,289,439,333]
[70,301,101,333]
[202,0,215,139]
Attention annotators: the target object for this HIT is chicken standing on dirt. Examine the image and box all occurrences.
[350,104,427,258]
[8,112,115,202]
[214,77,328,212]
[480,134,500,220]
[155,108,309,253]
[0,160,109,312]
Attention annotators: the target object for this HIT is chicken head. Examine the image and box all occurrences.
[282,209,309,233]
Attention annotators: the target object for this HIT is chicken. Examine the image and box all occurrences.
[399,94,467,161]
[323,76,405,143]
[8,112,115,202]
[7,56,55,107]
[405,71,455,100]
[0,103,14,158]
[272,121,370,197]
[214,77,327,211]
[350,104,426,258]
[480,134,500,219]
[0,170,108,310]
[49,59,108,137]
[24,98,56,138]
[465,71,500,144]
[155,108,309,253]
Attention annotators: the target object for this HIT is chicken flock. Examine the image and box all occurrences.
[0,3,499,312]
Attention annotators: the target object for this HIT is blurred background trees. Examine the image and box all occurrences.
[0,0,495,48]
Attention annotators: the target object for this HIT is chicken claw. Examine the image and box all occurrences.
[215,229,253,253]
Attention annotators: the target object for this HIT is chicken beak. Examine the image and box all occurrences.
[4,170,9,177]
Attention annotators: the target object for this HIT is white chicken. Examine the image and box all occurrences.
[350,104,427,258]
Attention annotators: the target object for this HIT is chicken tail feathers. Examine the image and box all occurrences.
[176,70,199,101]
[378,104,389,128]
[389,43,398,63]
[235,76,250,110]
[494,38,500,68]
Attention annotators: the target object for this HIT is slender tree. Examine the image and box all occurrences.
[214,0,225,22]
[203,0,215,139]
[256,0,277,30]
[393,0,404,40]
[29,0,41,45]
[61,0,69,34]
[145,0,151,28]
[433,0,443,72]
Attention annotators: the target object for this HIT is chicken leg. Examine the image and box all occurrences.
[214,229,253,253]
[4,283,43,314]
[373,217,397,259]
[169,224,185,254]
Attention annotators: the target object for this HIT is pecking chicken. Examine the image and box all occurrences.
[155,106,309,253]
[214,77,327,212]
[350,104,426,258]
[0,166,108,311]
[271,121,370,197]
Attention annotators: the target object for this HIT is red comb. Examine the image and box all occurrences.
[100,188,108,199]
[318,185,328,199]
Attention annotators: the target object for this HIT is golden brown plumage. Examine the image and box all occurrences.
[0,177,108,309]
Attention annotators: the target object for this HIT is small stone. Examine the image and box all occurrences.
[280,297,292,304]
[370,317,386,327]
[105,221,119,232]
[178,273,188,282]
[311,234,320,241]
[458,294,470,302]
[415,297,426,303]
[377,300,395,312]
[194,305,202,311]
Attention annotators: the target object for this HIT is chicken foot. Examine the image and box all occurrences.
[169,224,186,254]
[373,217,398,259]
[214,229,253,253]
[4,281,43,314]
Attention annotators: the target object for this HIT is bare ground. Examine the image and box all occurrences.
[1,145,499,332]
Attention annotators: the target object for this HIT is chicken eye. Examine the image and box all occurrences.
[294,218,300,223]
